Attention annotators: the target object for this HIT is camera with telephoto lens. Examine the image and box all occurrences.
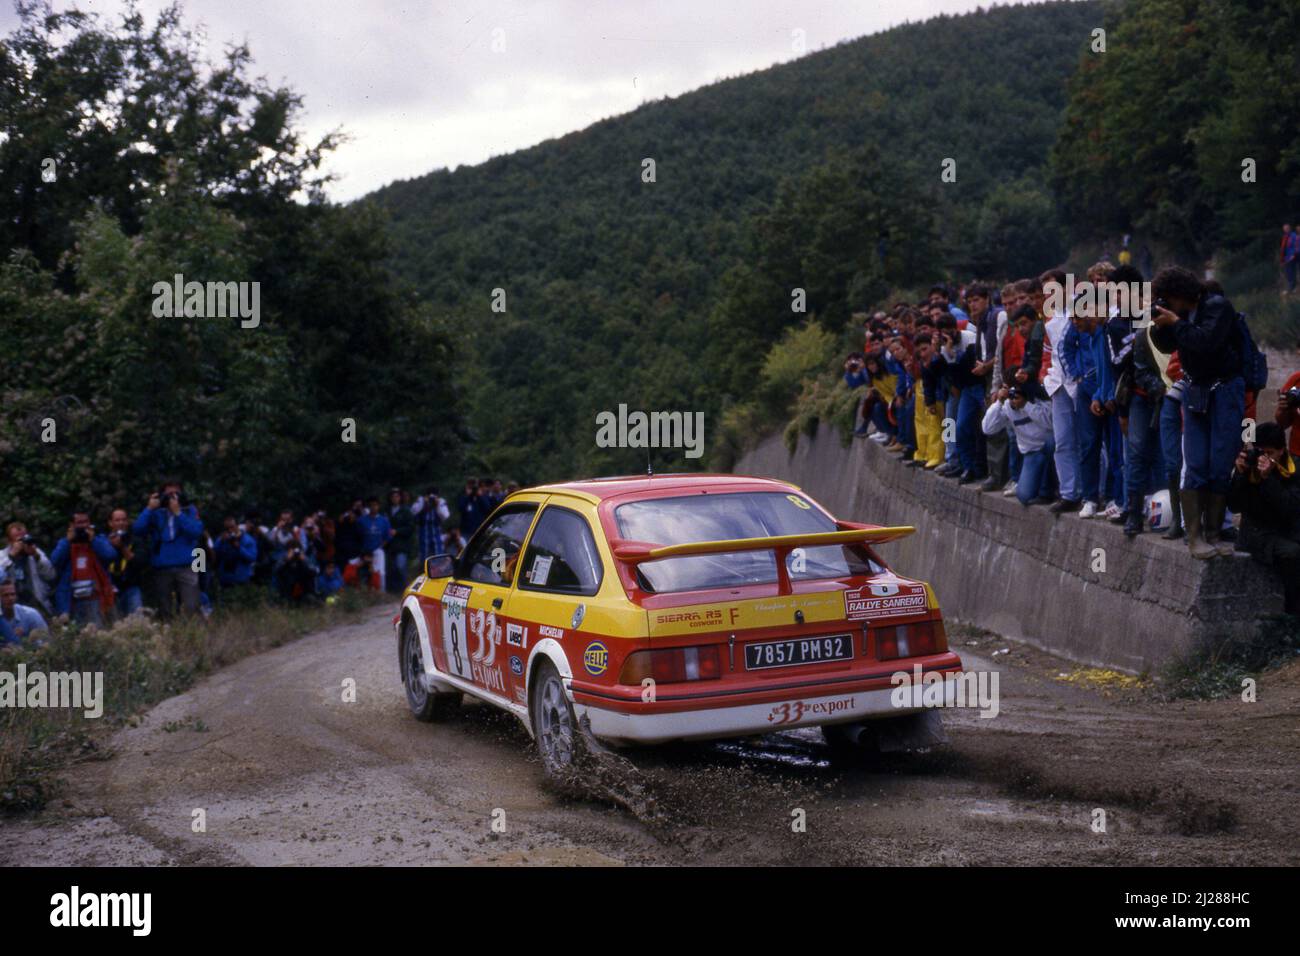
[73,526,92,544]
[20,533,34,546]
[1285,386,1300,410]
[1245,446,1263,470]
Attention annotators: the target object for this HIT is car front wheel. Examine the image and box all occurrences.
[401,616,460,721]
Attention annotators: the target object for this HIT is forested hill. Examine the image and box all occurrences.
[366,1,1100,483]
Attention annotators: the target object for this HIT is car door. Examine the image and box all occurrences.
[432,499,541,702]
[504,503,609,700]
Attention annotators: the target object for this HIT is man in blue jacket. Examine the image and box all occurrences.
[1151,267,1244,559]
[1064,312,1115,517]
[133,480,204,617]
[215,516,258,588]
[356,496,394,590]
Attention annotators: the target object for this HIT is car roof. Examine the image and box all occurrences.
[522,473,803,504]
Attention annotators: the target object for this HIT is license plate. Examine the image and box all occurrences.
[745,634,853,670]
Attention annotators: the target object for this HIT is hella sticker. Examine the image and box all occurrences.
[583,641,609,676]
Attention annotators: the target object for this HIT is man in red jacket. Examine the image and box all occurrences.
[1275,369,1300,458]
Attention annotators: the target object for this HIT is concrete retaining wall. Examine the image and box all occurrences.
[736,424,1284,674]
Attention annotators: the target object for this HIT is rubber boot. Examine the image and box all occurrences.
[1205,493,1234,557]
[1182,490,1214,560]
[1162,480,1184,539]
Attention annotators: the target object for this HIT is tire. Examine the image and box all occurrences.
[529,659,587,779]
[400,616,460,722]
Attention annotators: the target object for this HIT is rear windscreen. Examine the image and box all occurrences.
[614,492,879,593]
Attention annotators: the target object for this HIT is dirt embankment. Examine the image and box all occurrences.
[3,606,1297,866]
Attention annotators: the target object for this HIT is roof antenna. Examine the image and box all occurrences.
[646,445,654,476]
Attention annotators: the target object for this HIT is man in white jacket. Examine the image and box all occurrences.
[0,522,56,618]
[1036,270,1082,514]
[983,386,1056,507]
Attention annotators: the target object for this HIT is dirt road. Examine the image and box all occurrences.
[3,605,1297,866]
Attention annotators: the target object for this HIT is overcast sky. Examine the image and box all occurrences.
[4,1,1046,201]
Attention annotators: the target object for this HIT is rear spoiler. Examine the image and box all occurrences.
[610,522,915,564]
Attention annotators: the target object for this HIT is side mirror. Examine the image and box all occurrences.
[424,554,455,579]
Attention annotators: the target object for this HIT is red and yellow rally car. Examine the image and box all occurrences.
[396,474,962,777]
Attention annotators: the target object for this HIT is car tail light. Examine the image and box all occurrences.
[619,646,722,684]
[875,619,948,660]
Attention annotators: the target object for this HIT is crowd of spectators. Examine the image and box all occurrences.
[0,475,518,645]
[844,262,1300,614]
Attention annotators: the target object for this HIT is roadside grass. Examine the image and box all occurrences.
[1157,615,1300,701]
[0,587,389,815]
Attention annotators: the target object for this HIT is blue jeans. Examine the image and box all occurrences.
[944,392,959,461]
[1104,412,1125,506]
[1076,383,1107,503]
[1159,395,1184,484]
[1124,392,1162,513]
[870,400,894,438]
[1016,436,1056,505]
[955,383,985,475]
[1008,430,1023,482]
[1051,388,1080,501]
[1182,377,1245,493]
[116,586,143,617]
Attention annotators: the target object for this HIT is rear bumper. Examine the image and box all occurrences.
[573,658,962,745]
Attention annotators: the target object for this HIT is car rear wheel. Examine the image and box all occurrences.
[530,659,587,778]
[401,616,460,722]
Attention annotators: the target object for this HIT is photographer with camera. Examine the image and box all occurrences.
[215,516,258,588]
[983,385,1056,506]
[49,510,117,626]
[334,499,364,566]
[106,507,149,617]
[0,521,56,618]
[1273,369,1300,459]
[1228,422,1300,614]
[276,543,317,604]
[132,480,204,617]
[268,509,305,566]
[844,352,871,437]
[1150,267,1244,560]
[411,487,451,563]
